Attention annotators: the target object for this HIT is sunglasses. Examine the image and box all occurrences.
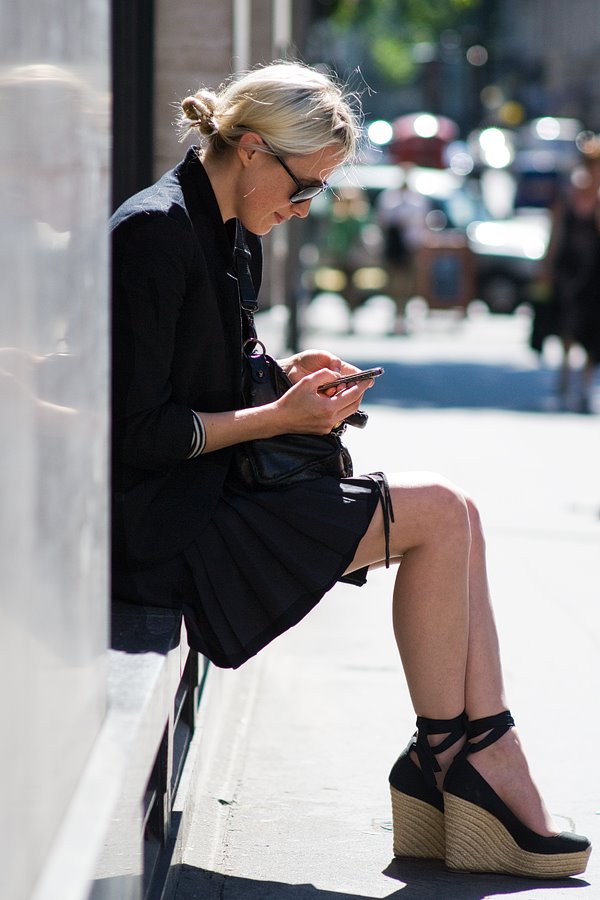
[272,152,329,204]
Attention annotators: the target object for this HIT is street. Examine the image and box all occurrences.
[174,301,599,900]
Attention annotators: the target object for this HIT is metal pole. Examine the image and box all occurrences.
[232,0,251,72]
[272,0,291,58]
[271,0,301,351]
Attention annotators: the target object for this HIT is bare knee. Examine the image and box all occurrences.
[426,480,471,538]
[388,473,472,555]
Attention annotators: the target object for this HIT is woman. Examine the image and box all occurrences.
[110,60,590,878]
[542,138,600,413]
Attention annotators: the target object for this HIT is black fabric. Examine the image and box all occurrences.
[444,752,591,855]
[363,472,394,567]
[552,202,600,359]
[464,710,515,751]
[234,343,353,488]
[231,221,360,489]
[529,298,561,353]
[113,474,381,668]
[111,148,262,564]
[389,735,445,813]
[414,712,467,788]
[111,149,387,668]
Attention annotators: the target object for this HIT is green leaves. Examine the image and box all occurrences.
[330,0,482,85]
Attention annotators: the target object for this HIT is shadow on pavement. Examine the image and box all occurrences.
[356,359,559,413]
[384,858,589,897]
[176,861,589,899]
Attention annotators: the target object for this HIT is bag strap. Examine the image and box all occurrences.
[234,219,259,351]
[233,221,367,432]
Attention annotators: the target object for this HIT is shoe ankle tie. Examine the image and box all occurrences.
[464,709,515,754]
[415,712,466,787]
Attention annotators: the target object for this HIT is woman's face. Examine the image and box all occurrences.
[236,141,343,236]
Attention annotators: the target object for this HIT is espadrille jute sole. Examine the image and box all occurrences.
[444,792,591,878]
[390,785,445,859]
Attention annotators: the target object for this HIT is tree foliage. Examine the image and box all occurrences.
[330,0,482,84]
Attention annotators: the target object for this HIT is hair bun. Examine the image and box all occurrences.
[181,91,218,135]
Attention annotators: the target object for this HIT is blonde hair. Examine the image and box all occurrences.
[178,60,362,165]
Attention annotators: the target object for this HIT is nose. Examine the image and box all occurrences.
[291,199,311,218]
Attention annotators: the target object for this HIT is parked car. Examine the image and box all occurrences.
[466,208,551,312]
[304,163,551,314]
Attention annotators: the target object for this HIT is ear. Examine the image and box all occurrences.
[238,131,263,166]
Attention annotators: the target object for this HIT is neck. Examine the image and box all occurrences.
[201,151,237,222]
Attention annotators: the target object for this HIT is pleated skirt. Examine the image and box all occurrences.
[114,474,382,669]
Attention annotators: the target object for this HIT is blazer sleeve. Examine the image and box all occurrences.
[112,212,200,470]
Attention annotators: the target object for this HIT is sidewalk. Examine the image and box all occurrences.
[174,307,599,899]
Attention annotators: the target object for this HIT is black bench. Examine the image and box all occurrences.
[91,603,210,900]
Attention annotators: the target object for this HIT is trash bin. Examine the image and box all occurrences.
[416,231,475,311]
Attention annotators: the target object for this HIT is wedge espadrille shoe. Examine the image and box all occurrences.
[443,711,591,878]
[389,713,465,859]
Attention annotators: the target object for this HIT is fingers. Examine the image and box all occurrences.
[313,368,375,397]
[329,381,372,417]
[318,380,372,430]
[328,378,374,401]
[280,370,373,435]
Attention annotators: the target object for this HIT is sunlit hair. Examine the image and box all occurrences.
[178,60,362,166]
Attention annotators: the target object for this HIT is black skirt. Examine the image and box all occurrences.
[113,474,383,669]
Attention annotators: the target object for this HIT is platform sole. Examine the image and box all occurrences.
[444,792,591,878]
[390,784,445,859]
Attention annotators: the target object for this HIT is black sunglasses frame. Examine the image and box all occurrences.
[272,153,329,204]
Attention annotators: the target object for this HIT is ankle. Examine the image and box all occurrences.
[411,735,466,790]
[464,710,514,750]
[434,735,466,775]
[410,712,467,789]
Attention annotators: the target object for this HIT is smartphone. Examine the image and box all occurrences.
[318,366,384,392]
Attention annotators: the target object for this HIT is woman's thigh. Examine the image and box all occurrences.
[344,470,470,574]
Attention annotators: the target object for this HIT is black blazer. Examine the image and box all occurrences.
[111,147,262,565]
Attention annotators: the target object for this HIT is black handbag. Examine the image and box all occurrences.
[231,221,355,489]
[234,339,353,488]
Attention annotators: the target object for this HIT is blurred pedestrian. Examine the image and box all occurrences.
[539,134,600,412]
[375,172,428,333]
[322,187,372,312]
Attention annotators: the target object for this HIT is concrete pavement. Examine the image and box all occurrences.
[174,303,599,899]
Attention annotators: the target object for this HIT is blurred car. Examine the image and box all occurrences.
[304,163,551,314]
[388,113,460,169]
[466,208,551,312]
[516,117,583,174]
[511,119,577,212]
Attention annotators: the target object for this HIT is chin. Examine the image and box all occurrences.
[254,222,274,236]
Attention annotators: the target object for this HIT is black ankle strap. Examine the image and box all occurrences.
[415,712,466,787]
[464,710,515,754]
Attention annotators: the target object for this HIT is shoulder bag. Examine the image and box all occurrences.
[231,221,363,490]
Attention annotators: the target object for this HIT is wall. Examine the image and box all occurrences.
[152,0,297,317]
[153,2,235,178]
[153,1,300,188]
[0,3,307,896]
[497,0,600,125]
[0,1,111,898]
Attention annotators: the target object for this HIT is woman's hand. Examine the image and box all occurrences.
[278,349,360,384]
[273,366,373,435]
[198,352,373,453]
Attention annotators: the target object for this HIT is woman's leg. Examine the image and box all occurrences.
[579,354,596,413]
[388,476,470,721]
[460,497,557,835]
[557,335,573,407]
[346,472,556,836]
